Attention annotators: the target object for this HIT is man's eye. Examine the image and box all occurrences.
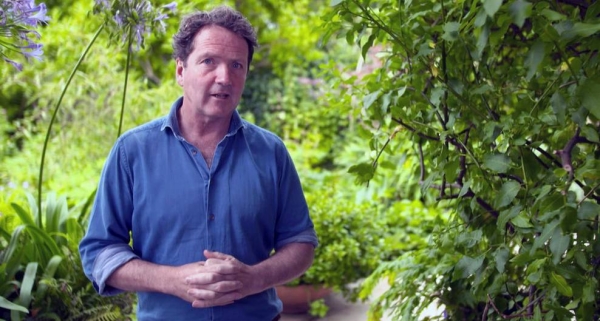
[202,58,214,64]
[233,62,243,69]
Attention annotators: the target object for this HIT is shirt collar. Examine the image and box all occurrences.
[161,97,246,138]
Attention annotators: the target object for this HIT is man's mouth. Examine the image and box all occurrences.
[211,93,230,99]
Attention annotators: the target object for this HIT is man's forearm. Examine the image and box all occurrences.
[106,259,178,294]
[250,242,315,292]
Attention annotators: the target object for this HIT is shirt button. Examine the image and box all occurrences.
[192,150,197,155]
[209,214,215,221]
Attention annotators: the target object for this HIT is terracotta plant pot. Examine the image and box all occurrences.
[275,284,333,314]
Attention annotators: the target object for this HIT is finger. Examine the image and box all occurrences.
[189,291,241,308]
[205,258,227,266]
[192,298,235,308]
[204,250,235,261]
[199,261,238,274]
[189,280,243,293]
[186,272,239,285]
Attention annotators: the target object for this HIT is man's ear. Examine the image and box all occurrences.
[175,59,185,86]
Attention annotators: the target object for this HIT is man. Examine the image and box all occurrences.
[79,6,318,321]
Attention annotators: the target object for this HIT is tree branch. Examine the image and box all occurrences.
[555,127,581,181]
[418,139,425,182]
[392,117,440,141]
[498,173,525,185]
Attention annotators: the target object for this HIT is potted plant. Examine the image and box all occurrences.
[276,190,387,316]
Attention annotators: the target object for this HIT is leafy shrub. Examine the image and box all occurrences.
[323,0,600,320]
[293,190,386,300]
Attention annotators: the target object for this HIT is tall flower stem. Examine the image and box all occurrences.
[37,24,105,226]
[117,28,133,138]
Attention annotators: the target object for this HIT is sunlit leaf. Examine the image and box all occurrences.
[363,90,380,110]
[511,213,533,228]
[18,263,38,310]
[0,297,28,313]
[550,272,573,297]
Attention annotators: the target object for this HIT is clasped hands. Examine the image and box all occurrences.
[177,249,263,308]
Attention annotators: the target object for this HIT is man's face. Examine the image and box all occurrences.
[176,25,248,121]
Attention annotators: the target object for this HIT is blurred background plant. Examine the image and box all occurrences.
[0,0,49,71]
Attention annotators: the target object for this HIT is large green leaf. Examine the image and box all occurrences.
[363,90,380,110]
[550,92,566,125]
[483,154,510,173]
[549,229,569,264]
[511,213,533,228]
[525,41,544,81]
[531,219,560,253]
[550,272,573,297]
[541,9,566,21]
[578,202,600,220]
[10,204,36,226]
[0,297,28,314]
[509,0,532,28]
[497,205,522,230]
[36,255,63,297]
[14,262,38,319]
[565,22,600,38]
[2,226,25,264]
[453,255,484,280]
[442,22,461,42]
[10,262,38,321]
[580,79,600,119]
[582,279,597,303]
[483,0,502,17]
[494,181,521,208]
[494,246,509,273]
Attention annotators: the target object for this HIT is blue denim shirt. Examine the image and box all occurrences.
[79,97,318,321]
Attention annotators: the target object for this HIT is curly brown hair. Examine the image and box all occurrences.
[172,6,258,69]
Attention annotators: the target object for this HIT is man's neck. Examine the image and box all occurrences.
[177,106,232,168]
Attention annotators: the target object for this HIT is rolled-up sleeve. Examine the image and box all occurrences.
[276,227,318,250]
[92,244,139,295]
[79,139,136,296]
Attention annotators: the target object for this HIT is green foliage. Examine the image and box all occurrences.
[0,191,134,320]
[323,0,600,319]
[294,190,386,299]
[308,298,329,318]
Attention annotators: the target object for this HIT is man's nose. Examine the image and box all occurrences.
[215,64,232,86]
